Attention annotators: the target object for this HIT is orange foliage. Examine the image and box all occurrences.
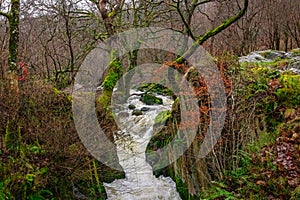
[155,60,231,145]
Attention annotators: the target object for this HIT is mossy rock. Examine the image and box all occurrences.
[140,94,163,105]
[290,48,300,56]
[258,50,286,60]
[132,109,143,116]
[137,83,173,96]
[128,104,136,110]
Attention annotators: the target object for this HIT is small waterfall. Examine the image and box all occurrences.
[103,89,181,200]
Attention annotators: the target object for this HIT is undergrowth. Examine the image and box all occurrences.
[0,81,123,199]
[1,52,299,199]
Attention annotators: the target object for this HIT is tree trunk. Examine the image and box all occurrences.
[8,0,20,71]
[0,0,21,152]
[97,51,123,112]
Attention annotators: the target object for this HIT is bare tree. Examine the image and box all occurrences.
[207,0,261,55]
[168,0,249,61]
[17,0,102,87]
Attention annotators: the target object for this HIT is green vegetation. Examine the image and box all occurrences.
[137,83,174,96]
[290,48,300,56]
[154,110,171,124]
[0,81,123,199]
[1,52,299,199]
[98,51,123,111]
[1,0,299,198]
[140,93,163,105]
[290,186,300,200]
[191,55,299,200]
[146,53,300,199]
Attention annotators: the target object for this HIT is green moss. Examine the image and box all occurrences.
[275,88,300,106]
[67,94,72,102]
[154,110,171,124]
[251,66,280,78]
[53,87,61,94]
[102,50,123,91]
[140,93,163,105]
[279,74,300,89]
[137,83,173,96]
[102,61,122,90]
[98,51,123,112]
[4,121,21,151]
[275,74,300,106]
[247,131,278,153]
[128,104,136,110]
[97,89,113,110]
[290,48,300,56]
[290,186,300,200]
[174,176,194,200]
[132,109,142,116]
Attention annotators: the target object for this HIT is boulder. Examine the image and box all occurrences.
[132,109,143,116]
[141,107,150,112]
[128,104,136,110]
[140,93,163,105]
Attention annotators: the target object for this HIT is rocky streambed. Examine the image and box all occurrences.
[103,88,181,200]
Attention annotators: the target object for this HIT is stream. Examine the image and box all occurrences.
[103,89,182,200]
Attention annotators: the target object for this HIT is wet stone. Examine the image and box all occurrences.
[128,104,136,110]
[141,107,150,112]
[132,109,143,116]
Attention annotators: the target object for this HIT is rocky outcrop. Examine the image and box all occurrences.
[239,49,300,74]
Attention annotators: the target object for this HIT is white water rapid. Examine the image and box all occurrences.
[103,89,182,200]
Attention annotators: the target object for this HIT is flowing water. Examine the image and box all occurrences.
[103,89,181,200]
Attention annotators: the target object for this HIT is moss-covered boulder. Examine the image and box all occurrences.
[140,94,163,105]
[132,109,143,116]
[137,83,173,96]
[239,49,300,74]
[290,48,300,57]
[128,104,136,110]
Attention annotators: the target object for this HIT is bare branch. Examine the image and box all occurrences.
[177,0,249,62]
[175,0,196,40]
[197,0,248,45]
[194,0,215,7]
